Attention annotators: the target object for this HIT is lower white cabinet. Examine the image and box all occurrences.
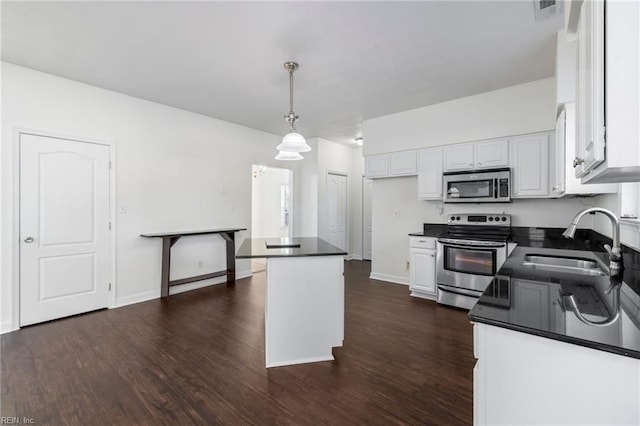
[409,237,437,300]
[473,323,640,425]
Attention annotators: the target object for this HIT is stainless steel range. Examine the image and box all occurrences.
[436,213,512,310]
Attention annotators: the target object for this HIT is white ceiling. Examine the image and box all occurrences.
[1,1,563,146]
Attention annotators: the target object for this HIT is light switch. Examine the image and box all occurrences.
[118,204,127,214]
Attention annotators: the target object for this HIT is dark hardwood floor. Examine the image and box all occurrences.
[1,261,474,425]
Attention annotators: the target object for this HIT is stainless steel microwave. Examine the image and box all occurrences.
[443,168,511,203]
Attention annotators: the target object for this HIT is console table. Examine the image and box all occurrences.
[140,228,246,298]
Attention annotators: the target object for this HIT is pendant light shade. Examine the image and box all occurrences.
[277,131,311,153]
[275,61,311,159]
[274,150,304,161]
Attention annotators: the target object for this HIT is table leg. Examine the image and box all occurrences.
[222,232,236,286]
[161,236,180,298]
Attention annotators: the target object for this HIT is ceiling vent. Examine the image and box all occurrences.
[534,0,563,22]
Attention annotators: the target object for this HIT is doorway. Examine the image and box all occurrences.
[327,172,348,251]
[19,132,112,326]
[362,177,373,261]
[251,165,293,272]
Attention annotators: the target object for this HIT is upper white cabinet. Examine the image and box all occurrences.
[444,139,508,172]
[552,103,617,197]
[573,0,640,183]
[510,133,550,198]
[475,139,510,169]
[365,151,416,178]
[417,147,443,200]
[574,0,605,178]
[389,151,417,176]
[364,154,388,178]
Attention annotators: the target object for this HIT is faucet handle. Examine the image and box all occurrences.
[604,244,621,261]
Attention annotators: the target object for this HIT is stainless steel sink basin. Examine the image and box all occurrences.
[522,254,607,276]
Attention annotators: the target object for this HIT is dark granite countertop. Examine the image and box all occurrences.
[408,223,447,238]
[236,237,347,259]
[470,245,640,359]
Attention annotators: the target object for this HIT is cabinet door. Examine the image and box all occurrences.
[510,134,550,198]
[417,147,443,200]
[444,143,474,171]
[389,151,417,176]
[364,154,388,178]
[475,139,509,169]
[410,248,436,295]
[574,0,605,178]
[511,280,550,334]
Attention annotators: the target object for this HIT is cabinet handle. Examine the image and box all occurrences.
[573,157,585,168]
[418,240,426,243]
[477,162,482,166]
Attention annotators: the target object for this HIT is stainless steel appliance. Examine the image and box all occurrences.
[436,213,511,310]
[443,168,510,203]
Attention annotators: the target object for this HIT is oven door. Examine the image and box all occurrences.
[436,240,505,293]
[444,178,496,203]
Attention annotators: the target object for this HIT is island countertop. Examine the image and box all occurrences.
[236,237,347,259]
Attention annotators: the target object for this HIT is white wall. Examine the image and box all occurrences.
[0,63,319,332]
[363,78,556,156]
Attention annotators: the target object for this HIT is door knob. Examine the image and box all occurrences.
[24,237,34,243]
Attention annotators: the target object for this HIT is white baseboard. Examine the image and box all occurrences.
[115,269,253,307]
[369,272,409,286]
[115,289,159,308]
[1,320,16,335]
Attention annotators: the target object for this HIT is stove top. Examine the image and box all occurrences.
[438,213,512,242]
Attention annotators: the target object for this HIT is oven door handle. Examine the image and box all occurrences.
[438,285,484,298]
[437,238,506,248]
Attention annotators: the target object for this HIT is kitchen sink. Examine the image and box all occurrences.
[522,254,607,276]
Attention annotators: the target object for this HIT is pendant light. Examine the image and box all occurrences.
[276,61,311,157]
[274,150,304,161]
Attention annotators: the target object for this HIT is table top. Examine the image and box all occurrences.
[140,228,246,238]
[236,237,347,259]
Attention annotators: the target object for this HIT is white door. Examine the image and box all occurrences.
[362,177,373,260]
[20,133,111,326]
[327,173,347,250]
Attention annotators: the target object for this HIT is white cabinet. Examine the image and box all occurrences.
[473,323,640,426]
[409,236,436,300]
[510,133,550,198]
[365,151,417,178]
[475,139,509,169]
[552,103,617,196]
[364,154,388,178]
[444,139,508,172]
[573,0,640,183]
[417,147,443,200]
[574,0,606,178]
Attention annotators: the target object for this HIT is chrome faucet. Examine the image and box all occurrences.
[562,207,623,276]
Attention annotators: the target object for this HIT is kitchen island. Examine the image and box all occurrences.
[470,245,640,425]
[236,237,347,368]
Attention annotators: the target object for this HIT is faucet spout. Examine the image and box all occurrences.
[563,208,623,276]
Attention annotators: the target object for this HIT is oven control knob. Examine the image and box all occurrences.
[494,216,500,221]
[501,217,507,221]
[488,217,493,221]
[456,216,461,221]
[450,216,455,221]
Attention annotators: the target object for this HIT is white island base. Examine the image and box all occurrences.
[265,255,344,368]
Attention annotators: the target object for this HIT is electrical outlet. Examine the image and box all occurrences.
[406,261,410,270]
